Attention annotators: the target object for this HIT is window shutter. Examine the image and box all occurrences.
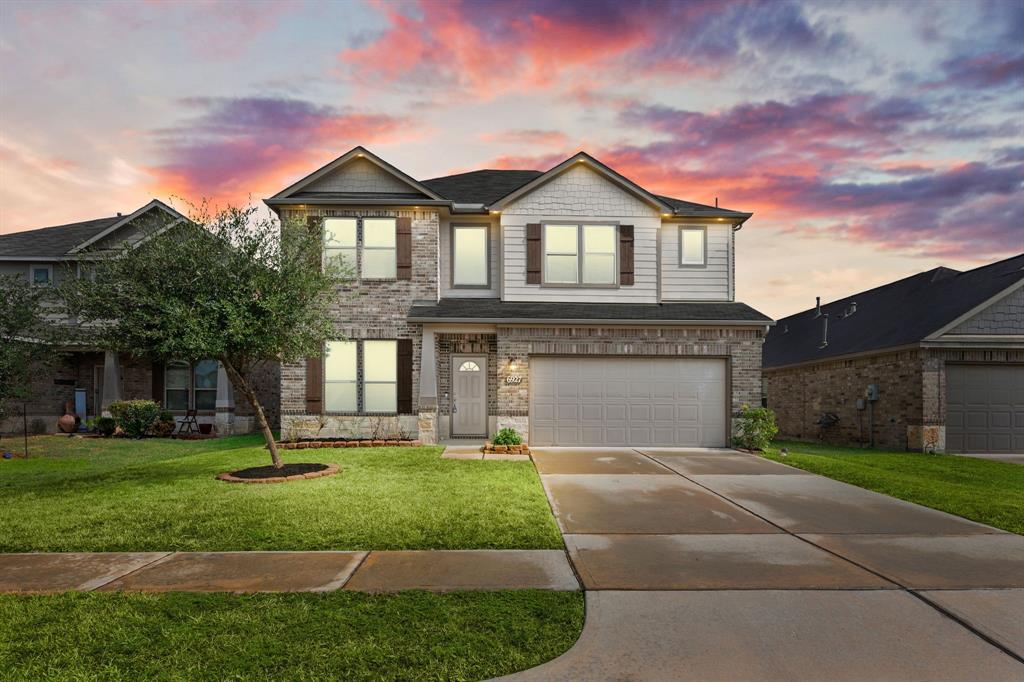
[305,353,323,414]
[526,223,542,284]
[396,217,412,280]
[152,360,165,406]
[396,338,413,414]
[306,215,323,268]
[619,224,634,285]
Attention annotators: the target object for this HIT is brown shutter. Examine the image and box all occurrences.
[306,215,323,268]
[151,360,164,406]
[526,223,542,284]
[619,224,634,285]
[396,338,413,414]
[305,353,323,414]
[396,217,412,280]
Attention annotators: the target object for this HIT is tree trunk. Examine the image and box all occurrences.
[221,358,282,469]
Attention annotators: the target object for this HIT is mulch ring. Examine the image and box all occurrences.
[216,462,339,484]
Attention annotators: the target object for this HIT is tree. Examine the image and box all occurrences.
[62,203,345,468]
[0,274,60,425]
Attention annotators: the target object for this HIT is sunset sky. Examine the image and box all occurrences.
[1,0,1021,318]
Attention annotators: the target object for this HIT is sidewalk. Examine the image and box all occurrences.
[0,549,578,594]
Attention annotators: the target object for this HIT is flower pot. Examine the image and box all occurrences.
[57,414,77,434]
[198,423,213,435]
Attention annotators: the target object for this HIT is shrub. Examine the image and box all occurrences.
[492,427,523,446]
[108,399,161,439]
[732,404,778,451]
[151,410,176,437]
[94,416,117,437]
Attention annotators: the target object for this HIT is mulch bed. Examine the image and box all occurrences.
[216,462,339,484]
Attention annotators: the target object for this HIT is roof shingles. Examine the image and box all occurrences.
[0,217,122,257]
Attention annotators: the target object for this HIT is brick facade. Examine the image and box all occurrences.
[764,346,1024,451]
[278,208,439,440]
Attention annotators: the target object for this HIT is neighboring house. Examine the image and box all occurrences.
[266,146,772,446]
[763,254,1024,454]
[0,200,280,435]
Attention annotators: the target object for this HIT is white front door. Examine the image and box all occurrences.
[452,355,487,436]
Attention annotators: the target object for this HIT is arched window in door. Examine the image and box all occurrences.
[458,361,481,372]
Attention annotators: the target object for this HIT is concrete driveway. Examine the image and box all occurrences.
[502,447,1024,681]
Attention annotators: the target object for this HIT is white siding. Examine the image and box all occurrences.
[304,158,422,195]
[660,223,732,301]
[439,219,500,298]
[500,164,660,303]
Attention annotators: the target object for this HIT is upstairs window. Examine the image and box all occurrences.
[543,223,617,285]
[31,265,52,286]
[679,227,706,266]
[321,217,397,279]
[452,225,488,286]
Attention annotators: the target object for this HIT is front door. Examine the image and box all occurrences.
[452,355,487,436]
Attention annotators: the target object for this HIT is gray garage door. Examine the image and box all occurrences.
[946,364,1024,454]
[529,357,727,447]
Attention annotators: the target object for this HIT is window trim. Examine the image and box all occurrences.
[678,225,708,268]
[164,359,219,413]
[540,221,620,288]
[323,339,400,415]
[450,223,491,289]
[321,216,398,281]
[30,264,53,286]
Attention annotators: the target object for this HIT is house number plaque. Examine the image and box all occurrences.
[505,376,523,385]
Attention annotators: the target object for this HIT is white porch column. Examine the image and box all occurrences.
[419,326,437,408]
[100,351,122,417]
[214,362,235,435]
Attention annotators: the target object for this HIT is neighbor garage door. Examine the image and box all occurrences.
[946,364,1024,454]
[529,357,727,447]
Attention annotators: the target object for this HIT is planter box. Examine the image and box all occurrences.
[482,442,530,455]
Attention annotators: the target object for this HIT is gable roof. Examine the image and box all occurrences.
[268,146,446,203]
[266,147,752,219]
[763,254,1024,368]
[0,200,185,259]
[487,152,673,213]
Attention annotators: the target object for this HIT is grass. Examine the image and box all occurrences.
[764,440,1024,535]
[0,590,584,681]
[0,434,563,552]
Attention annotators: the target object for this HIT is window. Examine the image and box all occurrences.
[31,265,52,286]
[452,225,488,286]
[165,361,191,411]
[324,218,357,271]
[165,359,219,411]
[321,217,397,279]
[323,340,397,413]
[193,359,219,410]
[543,224,617,285]
[362,218,397,279]
[458,360,481,372]
[324,341,357,412]
[680,227,706,266]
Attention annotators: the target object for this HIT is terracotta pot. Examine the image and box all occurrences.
[57,414,77,433]
[198,423,213,435]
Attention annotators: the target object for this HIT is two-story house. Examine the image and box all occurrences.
[0,200,280,435]
[268,147,773,446]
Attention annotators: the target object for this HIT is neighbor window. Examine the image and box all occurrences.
[323,340,397,413]
[321,217,397,279]
[680,227,706,266]
[452,225,488,286]
[362,218,397,279]
[544,223,617,285]
[31,265,52,286]
[165,359,219,411]
[323,218,357,271]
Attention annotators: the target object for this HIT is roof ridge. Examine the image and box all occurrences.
[952,252,1024,277]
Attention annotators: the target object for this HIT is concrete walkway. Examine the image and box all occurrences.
[0,549,578,594]
[501,446,1024,681]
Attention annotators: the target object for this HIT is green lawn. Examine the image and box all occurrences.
[0,435,563,552]
[764,441,1024,535]
[0,590,583,681]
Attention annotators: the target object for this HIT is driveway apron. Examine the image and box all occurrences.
[501,447,1024,681]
